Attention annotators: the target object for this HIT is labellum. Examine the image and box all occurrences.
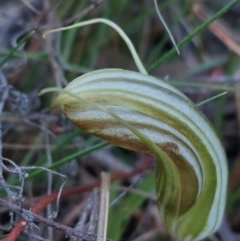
[50,68,227,241]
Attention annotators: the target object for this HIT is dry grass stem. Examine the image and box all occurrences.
[193,2,240,56]
[97,172,110,241]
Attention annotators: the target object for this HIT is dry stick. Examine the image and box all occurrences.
[97,172,110,241]
[193,2,240,56]
[75,188,99,233]
[3,183,101,241]
[4,156,153,241]
[0,156,67,227]
[88,188,100,233]
[0,198,97,241]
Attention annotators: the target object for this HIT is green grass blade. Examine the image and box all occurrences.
[148,0,240,73]
[0,31,34,68]
[26,141,109,181]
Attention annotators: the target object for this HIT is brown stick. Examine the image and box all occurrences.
[193,2,240,56]
[4,156,154,241]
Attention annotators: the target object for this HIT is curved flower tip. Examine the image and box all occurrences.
[52,68,228,241]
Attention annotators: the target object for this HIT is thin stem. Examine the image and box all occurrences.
[195,91,227,107]
[148,0,240,73]
[0,31,34,68]
[153,0,179,54]
[43,18,147,74]
[97,172,110,241]
[26,141,109,181]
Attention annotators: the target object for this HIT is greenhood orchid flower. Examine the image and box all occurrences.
[49,68,228,241]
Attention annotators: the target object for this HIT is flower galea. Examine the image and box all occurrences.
[51,68,228,241]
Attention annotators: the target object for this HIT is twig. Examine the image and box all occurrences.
[88,188,100,234]
[0,198,97,241]
[193,2,240,56]
[0,156,67,220]
[75,188,99,232]
[4,156,153,241]
[153,0,179,54]
[97,172,110,241]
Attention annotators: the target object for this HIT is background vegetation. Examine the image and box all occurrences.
[0,0,240,240]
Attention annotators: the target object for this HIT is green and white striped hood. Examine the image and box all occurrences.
[53,68,228,241]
